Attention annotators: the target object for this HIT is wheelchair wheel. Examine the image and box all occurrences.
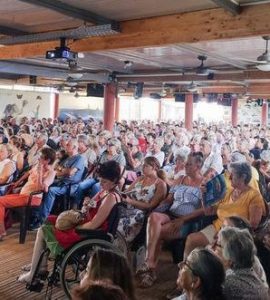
[59,238,121,299]
[113,230,128,258]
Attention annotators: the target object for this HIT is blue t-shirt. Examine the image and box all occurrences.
[62,154,85,184]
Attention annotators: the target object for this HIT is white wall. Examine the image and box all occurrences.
[0,88,265,125]
[58,93,104,120]
[0,89,53,119]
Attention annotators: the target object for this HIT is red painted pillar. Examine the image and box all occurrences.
[185,93,193,131]
[158,100,162,122]
[53,93,59,119]
[231,97,238,127]
[115,96,120,122]
[104,83,116,131]
[262,100,268,127]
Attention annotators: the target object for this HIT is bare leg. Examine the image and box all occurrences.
[18,227,48,283]
[145,212,171,269]
[183,232,209,260]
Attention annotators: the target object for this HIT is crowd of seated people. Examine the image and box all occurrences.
[0,116,269,299]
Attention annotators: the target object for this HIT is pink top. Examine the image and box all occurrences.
[20,164,56,196]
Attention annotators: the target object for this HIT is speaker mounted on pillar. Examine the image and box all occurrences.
[134,82,144,99]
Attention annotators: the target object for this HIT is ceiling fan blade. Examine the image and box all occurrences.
[231,57,265,64]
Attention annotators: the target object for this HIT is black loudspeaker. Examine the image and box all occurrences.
[29,75,37,84]
[86,84,104,97]
[134,82,144,99]
[218,93,232,106]
[174,93,185,102]
[175,93,199,103]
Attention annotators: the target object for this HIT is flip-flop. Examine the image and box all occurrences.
[138,269,157,288]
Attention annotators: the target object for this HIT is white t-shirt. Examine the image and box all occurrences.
[145,151,165,166]
[201,152,223,176]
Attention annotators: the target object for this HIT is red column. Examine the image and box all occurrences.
[53,93,59,119]
[104,83,117,131]
[262,100,268,127]
[115,96,120,122]
[231,97,238,127]
[158,100,162,122]
[185,93,193,131]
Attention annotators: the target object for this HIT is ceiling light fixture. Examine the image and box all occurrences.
[67,73,83,80]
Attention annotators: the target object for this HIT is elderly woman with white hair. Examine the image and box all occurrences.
[165,149,190,187]
[145,136,165,166]
[200,138,223,181]
[215,227,269,300]
[181,161,267,260]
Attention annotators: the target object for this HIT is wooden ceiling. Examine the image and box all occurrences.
[0,0,270,97]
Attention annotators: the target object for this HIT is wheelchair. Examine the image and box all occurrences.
[25,201,128,299]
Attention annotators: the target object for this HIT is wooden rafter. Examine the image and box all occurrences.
[0,3,269,60]
[0,25,28,36]
[116,70,270,83]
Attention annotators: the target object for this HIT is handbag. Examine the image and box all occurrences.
[55,210,85,231]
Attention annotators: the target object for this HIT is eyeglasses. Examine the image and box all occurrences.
[178,261,198,276]
[107,143,115,147]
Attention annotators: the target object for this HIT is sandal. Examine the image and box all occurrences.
[21,264,32,272]
[135,262,149,276]
[138,269,157,288]
[17,272,32,284]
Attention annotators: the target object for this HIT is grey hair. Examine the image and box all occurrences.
[218,227,256,269]
[229,161,252,185]
[174,149,189,162]
[108,137,122,152]
[77,134,89,146]
[99,130,112,140]
[154,137,164,148]
[37,133,48,144]
[69,138,79,149]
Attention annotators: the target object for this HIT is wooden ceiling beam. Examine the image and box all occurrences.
[0,25,28,36]
[0,3,270,59]
[201,84,270,95]
[15,77,64,86]
[117,70,270,83]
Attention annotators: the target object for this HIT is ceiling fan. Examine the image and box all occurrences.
[149,83,176,99]
[195,55,215,76]
[232,36,270,71]
[255,36,270,71]
[179,81,209,93]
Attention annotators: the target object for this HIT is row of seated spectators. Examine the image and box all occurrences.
[0,116,270,299]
